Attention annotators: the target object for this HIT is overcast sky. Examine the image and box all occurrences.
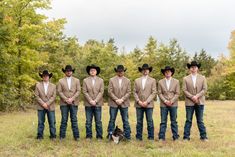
[42,0,235,58]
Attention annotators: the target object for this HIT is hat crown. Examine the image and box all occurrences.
[89,64,98,68]
[142,63,150,68]
[65,65,73,70]
[42,70,49,75]
[191,61,198,65]
[117,65,124,70]
[164,66,172,69]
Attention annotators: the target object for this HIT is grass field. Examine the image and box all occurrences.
[0,101,235,157]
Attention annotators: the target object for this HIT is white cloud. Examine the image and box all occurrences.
[41,0,235,58]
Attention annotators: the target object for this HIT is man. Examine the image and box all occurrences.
[107,65,131,140]
[158,66,180,141]
[57,65,81,141]
[83,64,104,140]
[35,70,56,140]
[183,61,208,141]
[134,64,157,140]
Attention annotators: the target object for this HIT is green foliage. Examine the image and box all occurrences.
[0,0,235,111]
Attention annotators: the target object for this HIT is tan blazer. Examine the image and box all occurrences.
[158,78,180,107]
[82,76,104,106]
[133,76,157,108]
[183,74,207,106]
[35,82,56,111]
[57,76,81,106]
[108,76,131,108]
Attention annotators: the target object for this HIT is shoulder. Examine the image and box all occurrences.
[72,76,80,82]
[97,76,104,82]
[183,75,190,81]
[49,82,56,87]
[198,74,206,79]
[172,78,179,83]
[83,77,89,82]
[149,76,156,82]
[58,77,65,83]
[35,82,42,88]
[159,78,165,83]
[134,77,141,82]
[123,76,130,82]
[110,76,117,81]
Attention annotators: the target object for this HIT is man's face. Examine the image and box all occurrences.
[117,71,124,77]
[65,70,73,77]
[89,68,97,76]
[142,69,150,76]
[42,75,49,82]
[164,70,172,78]
[190,66,198,73]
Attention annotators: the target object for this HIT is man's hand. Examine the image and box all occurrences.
[115,99,124,105]
[142,101,148,108]
[192,96,199,103]
[90,100,96,106]
[164,100,172,106]
[42,103,49,110]
[138,100,143,107]
[66,98,73,105]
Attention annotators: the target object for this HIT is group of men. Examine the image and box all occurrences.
[35,61,208,142]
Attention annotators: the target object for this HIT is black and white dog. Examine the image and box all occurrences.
[108,126,124,144]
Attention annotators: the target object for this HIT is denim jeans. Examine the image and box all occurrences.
[158,106,179,140]
[136,107,154,140]
[37,109,56,139]
[59,105,79,139]
[107,106,131,139]
[85,106,103,139]
[183,105,207,140]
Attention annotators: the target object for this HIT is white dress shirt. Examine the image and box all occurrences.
[43,81,49,95]
[165,77,172,90]
[191,74,197,88]
[66,77,72,90]
[142,76,148,90]
[91,76,96,86]
[118,77,123,88]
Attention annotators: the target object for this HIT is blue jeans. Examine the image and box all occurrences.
[37,109,56,139]
[59,105,79,139]
[85,106,103,139]
[158,106,179,140]
[107,107,131,139]
[183,105,207,140]
[136,107,154,140]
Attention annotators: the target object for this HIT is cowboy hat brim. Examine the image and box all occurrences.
[138,67,153,73]
[86,66,100,75]
[114,68,127,72]
[39,73,53,78]
[187,63,201,69]
[62,68,75,73]
[161,68,175,76]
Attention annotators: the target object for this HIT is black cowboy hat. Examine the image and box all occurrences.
[138,64,153,72]
[114,65,127,72]
[62,65,75,73]
[187,61,201,69]
[39,70,53,78]
[86,64,100,75]
[161,66,175,76]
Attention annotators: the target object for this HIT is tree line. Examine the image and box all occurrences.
[0,0,234,111]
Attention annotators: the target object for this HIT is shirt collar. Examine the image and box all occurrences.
[165,77,172,81]
[43,81,49,85]
[142,75,148,79]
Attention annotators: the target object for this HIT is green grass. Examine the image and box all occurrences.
[1,101,235,157]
